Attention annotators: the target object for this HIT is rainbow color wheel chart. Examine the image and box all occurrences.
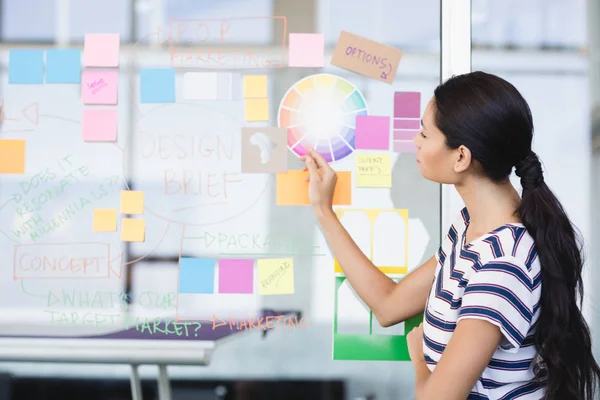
[277,74,369,162]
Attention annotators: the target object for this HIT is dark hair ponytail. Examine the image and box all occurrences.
[515,152,600,399]
[434,71,600,399]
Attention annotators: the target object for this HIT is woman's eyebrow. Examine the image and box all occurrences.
[421,119,424,128]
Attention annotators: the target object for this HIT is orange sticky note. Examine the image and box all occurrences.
[276,170,351,206]
[120,190,144,214]
[93,208,117,232]
[0,139,25,174]
[121,218,146,242]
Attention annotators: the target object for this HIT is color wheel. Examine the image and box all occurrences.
[277,74,368,162]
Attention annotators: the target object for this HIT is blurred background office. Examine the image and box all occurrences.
[0,0,599,399]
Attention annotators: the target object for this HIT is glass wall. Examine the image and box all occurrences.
[0,1,443,399]
[2,1,593,398]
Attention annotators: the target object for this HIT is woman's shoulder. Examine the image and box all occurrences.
[472,226,541,282]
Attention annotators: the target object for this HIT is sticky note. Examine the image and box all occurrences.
[393,130,418,141]
[82,109,118,142]
[83,33,120,67]
[244,99,269,121]
[355,115,390,150]
[120,190,144,214]
[331,31,403,84]
[224,73,243,101]
[335,277,371,335]
[257,258,294,295]
[46,49,81,83]
[276,170,351,206]
[179,257,215,294]
[183,72,218,100]
[218,259,254,294]
[243,75,268,98]
[394,119,420,129]
[218,72,243,101]
[81,70,119,105]
[120,218,146,242]
[288,33,325,67]
[93,208,117,232]
[394,92,421,118]
[217,72,236,100]
[356,154,392,187]
[334,209,409,275]
[241,127,288,173]
[8,50,44,84]
[140,68,176,103]
[393,141,417,153]
[0,139,26,174]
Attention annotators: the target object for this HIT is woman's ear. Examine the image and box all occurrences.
[454,145,472,173]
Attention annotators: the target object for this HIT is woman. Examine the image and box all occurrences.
[302,71,600,399]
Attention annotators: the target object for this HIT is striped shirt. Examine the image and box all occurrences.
[423,207,545,399]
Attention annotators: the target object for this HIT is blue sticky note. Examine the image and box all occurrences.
[140,68,176,103]
[46,49,81,84]
[8,50,44,84]
[178,257,215,294]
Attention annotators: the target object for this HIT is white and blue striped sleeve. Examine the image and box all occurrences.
[457,256,534,353]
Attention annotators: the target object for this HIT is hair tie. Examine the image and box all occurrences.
[515,151,544,189]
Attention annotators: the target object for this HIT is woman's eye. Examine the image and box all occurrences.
[420,132,426,138]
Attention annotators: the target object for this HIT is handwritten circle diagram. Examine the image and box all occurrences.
[278,73,369,163]
[124,31,270,228]
[127,103,270,227]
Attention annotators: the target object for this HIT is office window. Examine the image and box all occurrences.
[323,0,439,51]
[472,0,586,48]
[1,0,55,41]
[1,0,132,42]
[69,0,132,42]
[164,0,274,44]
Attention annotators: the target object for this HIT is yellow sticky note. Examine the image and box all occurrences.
[356,154,391,187]
[244,99,269,121]
[120,190,144,214]
[0,139,25,174]
[243,75,268,98]
[257,258,294,295]
[121,218,146,242]
[93,208,117,232]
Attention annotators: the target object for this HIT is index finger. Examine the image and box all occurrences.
[308,149,333,171]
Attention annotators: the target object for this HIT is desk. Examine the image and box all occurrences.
[0,309,301,400]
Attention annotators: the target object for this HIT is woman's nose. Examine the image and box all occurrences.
[412,133,420,149]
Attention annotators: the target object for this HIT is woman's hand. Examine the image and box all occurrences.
[407,322,426,365]
[301,149,337,217]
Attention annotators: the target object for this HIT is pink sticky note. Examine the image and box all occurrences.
[218,259,254,294]
[393,119,420,129]
[355,115,390,150]
[393,130,418,140]
[81,70,119,105]
[394,92,421,118]
[288,33,325,67]
[83,33,120,67]
[393,141,417,153]
[82,109,118,142]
